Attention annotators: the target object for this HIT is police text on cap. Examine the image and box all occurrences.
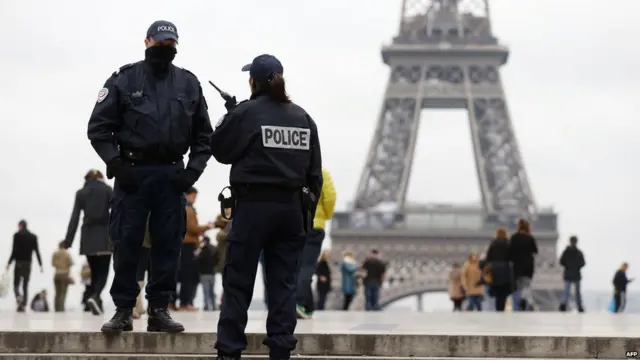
[261,125,310,150]
[157,25,175,33]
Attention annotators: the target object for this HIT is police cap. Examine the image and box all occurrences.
[146,20,179,42]
[241,54,284,82]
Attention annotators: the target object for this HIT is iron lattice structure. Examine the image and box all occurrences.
[327,0,562,311]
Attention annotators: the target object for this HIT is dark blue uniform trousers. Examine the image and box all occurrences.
[215,199,306,359]
[109,162,186,309]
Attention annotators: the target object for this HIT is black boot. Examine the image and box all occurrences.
[578,306,585,313]
[101,308,133,333]
[518,299,528,311]
[559,303,567,312]
[147,307,185,333]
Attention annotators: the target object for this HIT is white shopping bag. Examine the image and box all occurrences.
[0,271,10,298]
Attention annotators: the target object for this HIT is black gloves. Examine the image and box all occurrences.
[224,96,237,111]
[172,168,200,192]
[107,157,138,193]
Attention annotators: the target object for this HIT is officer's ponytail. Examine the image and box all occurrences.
[267,73,291,103]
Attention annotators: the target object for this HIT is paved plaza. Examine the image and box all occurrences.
[1,310,639,336]
[0,311,638,358]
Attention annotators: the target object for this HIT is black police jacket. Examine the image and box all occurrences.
[87,61,213,173]
[210,93,323,199]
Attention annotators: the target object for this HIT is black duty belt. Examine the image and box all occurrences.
[219,183,312,233]
[120,149,182,164]
[231,183,300,202]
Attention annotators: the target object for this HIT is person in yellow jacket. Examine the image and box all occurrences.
[296,168,336,319]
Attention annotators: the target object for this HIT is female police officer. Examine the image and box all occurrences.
[210,54,322,360]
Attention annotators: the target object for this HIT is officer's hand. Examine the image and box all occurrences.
[224,96,237,111]
[108,157,139,193]
[172,168,200,192]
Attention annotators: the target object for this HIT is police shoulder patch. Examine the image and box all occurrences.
[97,87,109,103]
[261,125,311,150]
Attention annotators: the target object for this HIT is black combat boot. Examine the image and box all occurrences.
[101,308,133,333]
[147,307,185,333]
[578,306,585,313]
[559,303,567,312]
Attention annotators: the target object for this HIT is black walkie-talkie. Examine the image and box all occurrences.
[208,80,237,111]
[208,81,234,102]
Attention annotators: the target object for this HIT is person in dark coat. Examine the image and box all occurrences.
[558,235,585,312]
[613,262,633,313]
[508,219,538,311]
[484,227,513,312]
[7,220,43,312]
[197,236,219,311]
[315,249,331,310]
[63,169,113,315]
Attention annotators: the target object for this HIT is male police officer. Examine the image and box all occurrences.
[210,54,322,360]
[87,20,213,333]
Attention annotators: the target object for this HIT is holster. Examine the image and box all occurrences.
[217,186,236,220]
[301,187,316,234]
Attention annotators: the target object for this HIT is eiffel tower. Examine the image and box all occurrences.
[328,0,563,311]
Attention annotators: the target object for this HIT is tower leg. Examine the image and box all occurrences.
[467,97,536,217]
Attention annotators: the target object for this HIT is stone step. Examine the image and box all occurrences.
[0,332,634,359]
[0,356,622,360]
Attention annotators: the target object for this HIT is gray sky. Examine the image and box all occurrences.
[0,0,638,295]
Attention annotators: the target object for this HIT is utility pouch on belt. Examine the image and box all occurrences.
[301,187,315,234]
[218,186,236,220]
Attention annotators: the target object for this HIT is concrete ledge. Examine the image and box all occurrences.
[0,332,638,359]
[2,357,622,360]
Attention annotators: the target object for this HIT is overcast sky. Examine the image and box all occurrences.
[0,0,638,306]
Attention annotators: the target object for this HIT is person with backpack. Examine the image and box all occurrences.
[62,169,113,316]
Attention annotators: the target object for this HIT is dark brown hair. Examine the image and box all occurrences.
[495,227,509,240]
[266,73,290,103]
[85,169,104,181]
[517,219,531,234]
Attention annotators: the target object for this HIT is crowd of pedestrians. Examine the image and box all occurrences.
[445,220,631,313]
[0,172,633,315]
